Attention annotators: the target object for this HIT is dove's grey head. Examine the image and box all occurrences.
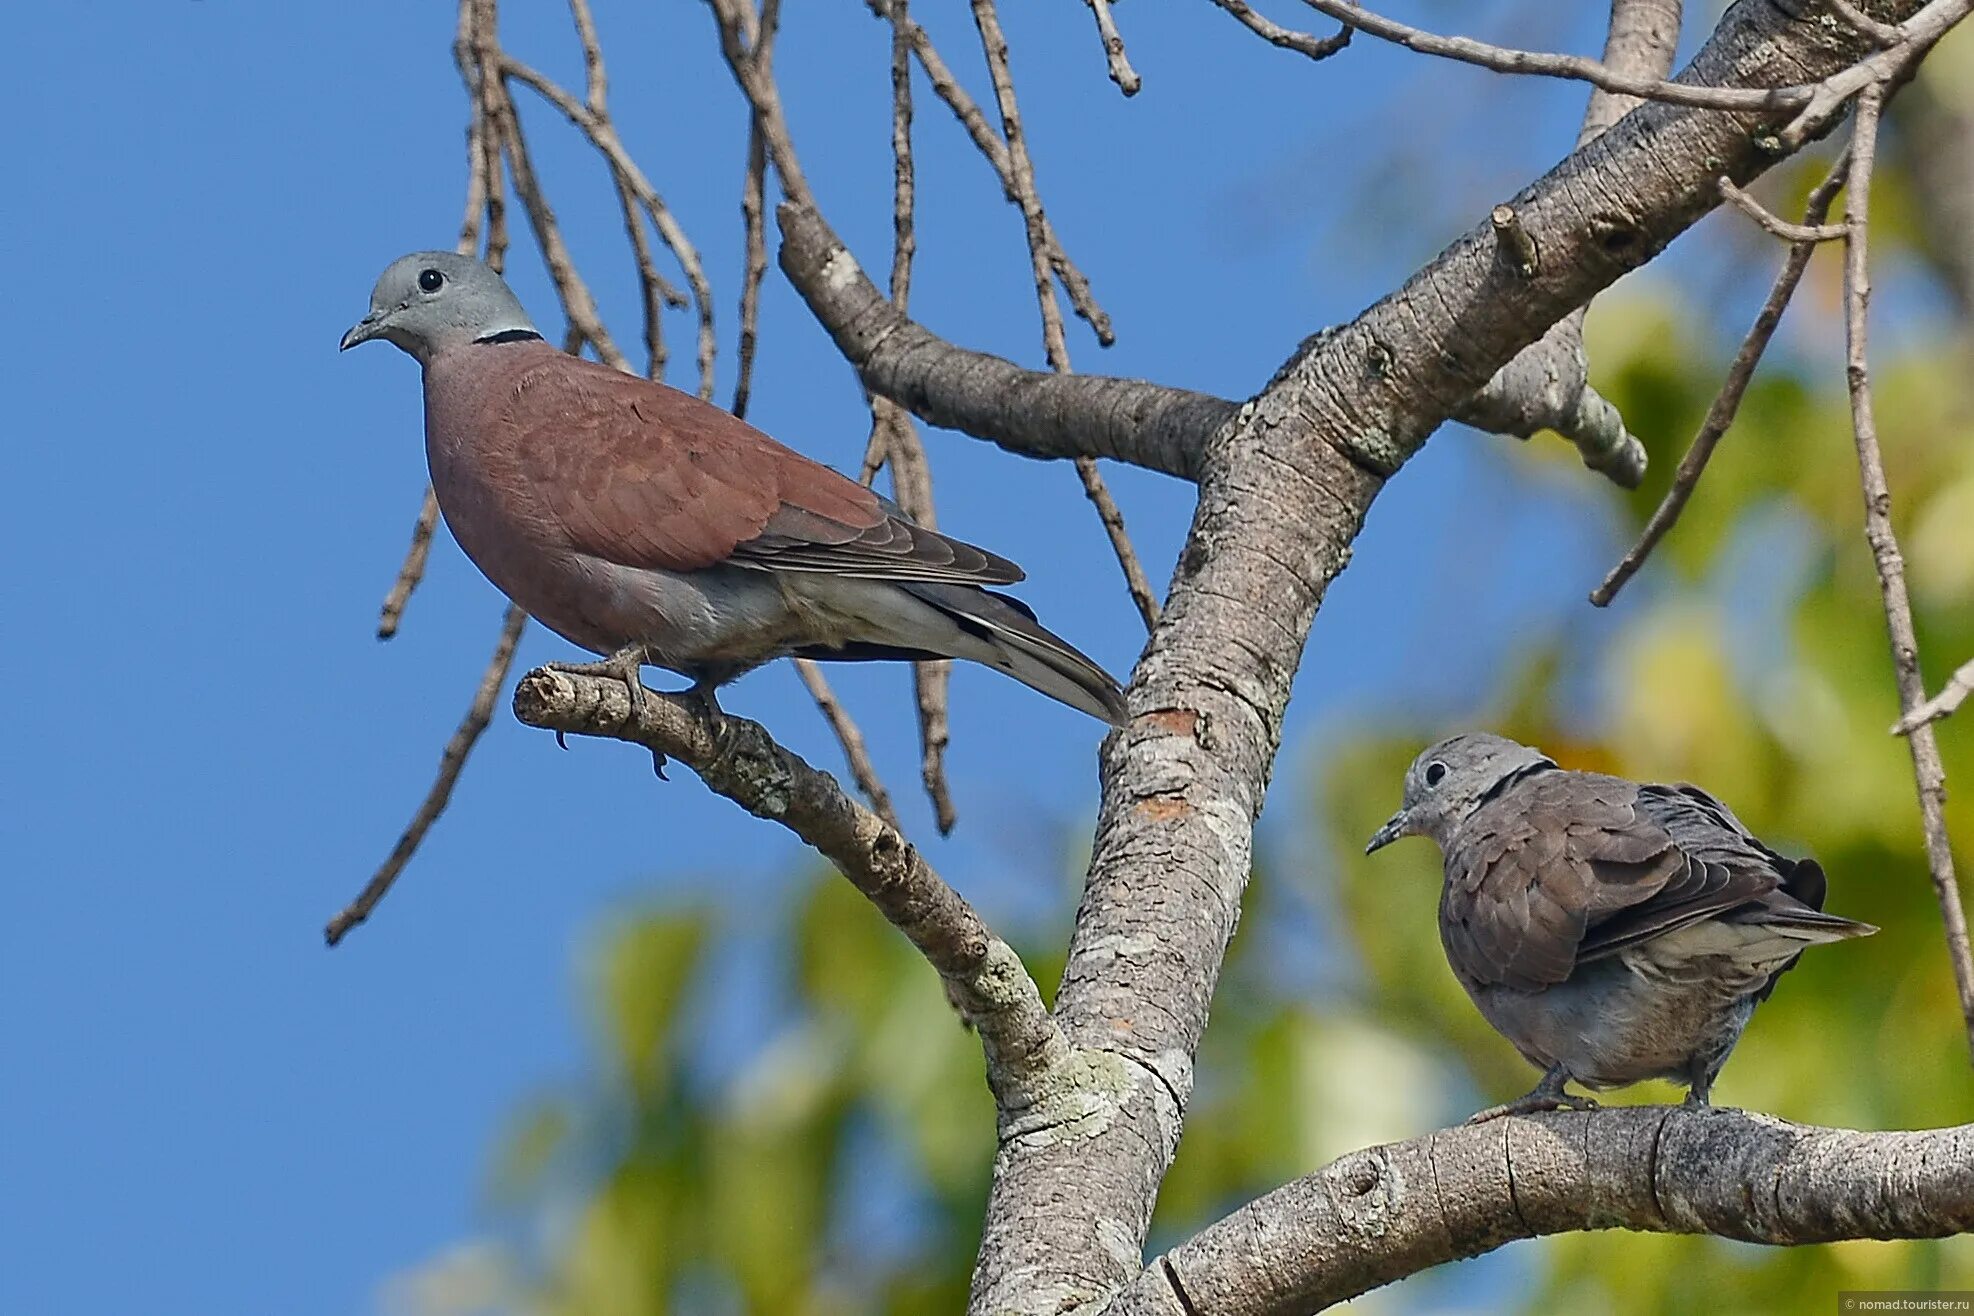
[339,251,538,365]
[1364,732,1556,854]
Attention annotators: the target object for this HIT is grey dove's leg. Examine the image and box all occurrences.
[1467,1064,1600,1124]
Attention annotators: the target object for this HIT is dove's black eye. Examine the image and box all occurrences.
[418,268,445,293]
[1424,761,1448,787]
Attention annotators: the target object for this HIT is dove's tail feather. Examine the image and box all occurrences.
[788,579,1129,726]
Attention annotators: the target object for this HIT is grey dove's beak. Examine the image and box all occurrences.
[340,312,385,352]
[1364,810,1409,855]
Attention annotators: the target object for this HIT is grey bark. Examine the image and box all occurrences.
[1105,1108,1974,1316]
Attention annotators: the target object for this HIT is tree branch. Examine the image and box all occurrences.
[776,202,1228,480]
[966,3,1939,1308]
[510,667,1068,1096]
[1103,1108,1974,1316]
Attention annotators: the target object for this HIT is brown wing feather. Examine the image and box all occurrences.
[500,352,1021,583]
[1441,772,1773,992]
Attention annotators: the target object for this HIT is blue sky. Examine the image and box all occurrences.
[0,2,1820,1311]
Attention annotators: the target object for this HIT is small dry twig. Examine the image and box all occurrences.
[869,0,1115,346]
[1896,654,1974,733]
[1829,0,1906,46]
[1208,0,1352,62]
[873,0,958,831]
[377,487,442,640]
[1591,154,1850,607]
[969,0,1160,630]
[375,2,508,638]
[1837,84,1974,1057]
[1081,0,1142,95]
[1718,176,1849,244]
[498,19,718,396]
[731,0,782,419]
[793,659,901,831]
[484,58,633,373]
[328,604,529,945]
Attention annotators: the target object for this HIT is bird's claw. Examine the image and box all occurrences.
[543,646,651,724]
[1467,1080,1598,1124]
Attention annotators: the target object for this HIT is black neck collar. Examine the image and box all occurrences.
[1475,759,1556,809]
[474,328,545,345]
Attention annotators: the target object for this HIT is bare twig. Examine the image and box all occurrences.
[1208,0,1352,63]
[875,0,957,832]
[708,0,815,206]
[1291,0,1955,128]
[511,667,1069,1091]
[1896,653,1974,733]
[970,0,1161,630]
[377,0,507,640]
[328,605,529,946]
[869,0,1115,346]
[614,172,672,380]
[1072,459,1159,629]
[792,658,901,831]
[1830,0,1906,46]
[885,2,916,311]
[1081,0,1143,95]
[1591,153,1850,607]
[483,53,634,374]
[1839,85,1974,1056]
[731,0,782,419]
[498,36,719,396]
[1718,175,1849,243]
[377,487,442,640]
[733,123,767,417]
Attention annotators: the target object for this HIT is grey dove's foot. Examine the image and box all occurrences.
[545,645,653,721]
[543,647,670,778]
[1467,1065,1596,1124]
[1467,1091,1600,1124]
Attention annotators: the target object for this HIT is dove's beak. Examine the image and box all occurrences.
[340,310,386,351]
[1364,810,1409,855]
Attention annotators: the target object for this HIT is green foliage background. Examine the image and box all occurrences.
[393,86,1974,1316]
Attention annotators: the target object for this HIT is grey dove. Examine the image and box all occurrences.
[1365,733,1874,1119]
[341,251,1127,726]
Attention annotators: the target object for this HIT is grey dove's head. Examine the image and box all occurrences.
[340,251,538,365]
[1364,732,1555,854]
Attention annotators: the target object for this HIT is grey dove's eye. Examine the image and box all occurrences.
[1424,761,1448,787]
[418,269,445,293]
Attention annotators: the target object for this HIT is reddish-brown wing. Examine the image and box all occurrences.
[501,350,1022,583]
